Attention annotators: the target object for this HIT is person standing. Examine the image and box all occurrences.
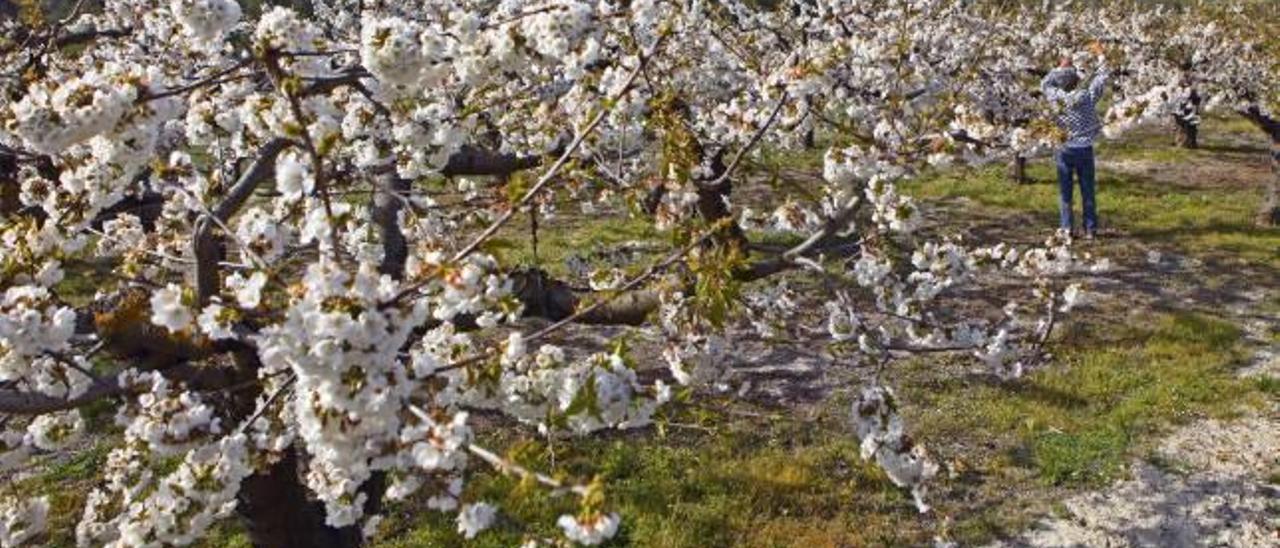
[1041,45,1110,239]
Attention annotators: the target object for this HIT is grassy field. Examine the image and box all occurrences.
[364,117,1277,546]
[19,117,1277,547]
[362,313,1261,547]
[909,126,1280,270]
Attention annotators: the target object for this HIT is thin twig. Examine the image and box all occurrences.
[141,58,254,102]
[463,441,589,497]
[237,374,296,433]
[697,91,791,190]
[448,38,665,265]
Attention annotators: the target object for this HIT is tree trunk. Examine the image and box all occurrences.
[507,225,864,328]
[511,268,659,325]
[802,126,816,149]
[0,154,18,216]
[1008,156,1029,184]
[1172,114,1198,149]
[94,194,165,229]
[372,172,410,278]
[1239,106,1280,227]
[360,171,409,534]
[1262,140,1280,227]
[1172,90,1201,149]
[693,149,749,252]
[439,145,548,177]
[237,450,364,548]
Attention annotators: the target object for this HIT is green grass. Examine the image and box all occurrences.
[365,308,1264,547]
[485,213,666,279]
[904,159,1280,269]
[374,414,939,547]
[16,441,112,548]
[901,117,1280,270]
[54,256,116,307]
[910,312,1258,490]
[1256,376,1280,398]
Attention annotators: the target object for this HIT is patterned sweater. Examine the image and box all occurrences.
[1041,63,1111,148]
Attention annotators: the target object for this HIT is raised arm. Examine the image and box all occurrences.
[1087,59,1111,104]
[1041,71,1067,102]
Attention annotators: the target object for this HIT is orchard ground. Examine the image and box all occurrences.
[27,117,1280,547]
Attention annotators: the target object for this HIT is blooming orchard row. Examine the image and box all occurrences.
[0,0,1274,546]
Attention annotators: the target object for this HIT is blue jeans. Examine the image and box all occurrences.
[1055,146,1098,233]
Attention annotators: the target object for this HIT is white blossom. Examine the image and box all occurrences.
[25,411,84,451]
[456,502,497,539]
[851,386,938,514]
[557,512,621,546]
[0,496,48,548]
[149,284,193,333]
[197,302,236,340]
[1059,284,1086,312]
[170,0,242,43]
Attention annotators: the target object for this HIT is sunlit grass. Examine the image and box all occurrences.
[903,157,1280,269]
[364,307,1262,547]
[909,312,1257,490]
[374,417,930,547]
[367,120,1277,547]
[486,213,667,279]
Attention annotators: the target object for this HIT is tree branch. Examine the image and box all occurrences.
[0,360,237,415]
[738,200,863,282]
[373,172,411,278]
[439,145,547,177]
[52,26,131,48]
[446,42,658,265]
[195,138,291,305]
[0,378,124,415]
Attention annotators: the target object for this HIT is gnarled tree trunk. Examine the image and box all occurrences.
[1172,89,1202,149]
[1239,106,1280,227]
[0,154,18,216]
[186,138,378,547]
[1008,155,1029,184]
[237,450,365,548]
[235,169,410,548]
[372,172,411,277]
[1172,114,1198,149]
[1264,141,1280,227]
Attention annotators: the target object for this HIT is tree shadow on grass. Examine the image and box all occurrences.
[1002,381,1091,411]
[1012,177,1055,187]
[1198,142,1269,156]
[1127,220,1279,243]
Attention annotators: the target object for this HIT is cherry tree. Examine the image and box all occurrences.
[1079,1,1279,225]
[1203,2,1280,226]
[0,0,1193,546]
[939,1,1278,226]
[942,2,1091,183]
